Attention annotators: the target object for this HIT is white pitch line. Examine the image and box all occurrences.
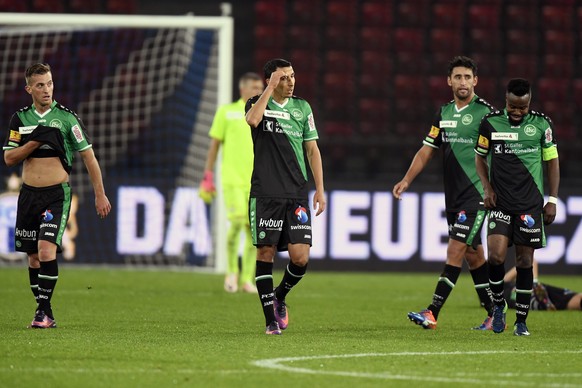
[251,351,582,387]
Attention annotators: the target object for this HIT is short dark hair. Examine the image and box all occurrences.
[507,78,531,97]
[263,58,292,79]
[447,56,477,76]
[25,63,51,85]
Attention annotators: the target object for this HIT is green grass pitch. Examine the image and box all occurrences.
[1,267,581,387]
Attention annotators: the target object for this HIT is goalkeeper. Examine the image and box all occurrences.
[200,72,263,293]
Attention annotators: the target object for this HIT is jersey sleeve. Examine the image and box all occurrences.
[208,105,226,141]
[422,110,443,149]
[302,101,319,141]
[474,117,492,156]
[3,113,24,150]
[541,116,558,161]
[67,114,92,152]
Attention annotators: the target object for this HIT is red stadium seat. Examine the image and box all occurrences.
[432,3,465,28]
[541,101,575,140]
[429,29,462,55]
[288,26,319,49]
[289,49,319,74]
[324,73,355,100]
[468,4,501,29]
[106,0,136,14]
[542,5,574,30]
[360,27,391,51]
[359,98,390,122]
[69,0,102,13]
[469,53,502,76]
[254,25,285,49]
[359,74,387,98]
[574,79,582,105]
[542,55,574,79]
[538,78,570,103]
[325,96,355,121]
[469,29,501,54]
[428,76,452,103]
[255,0,286,25]
[254,48,284,71]
[323,121,353,136]
[395,75,426,100]
[475,79,500,107]
[33,0,64,12]
[430,53,456,76]
[361,1,393,26]
[327,1,358,25]
[505,5,538,30]
[505,54,539,81]
[394,52,427,75]
[0,0,28,11]
[361,51,392,76]
[291,0,323,25]
[544,31,574,56]
[396,0,430,27]
[325,26,358,50]
[506,29,539,54]
[394,28,424,53]
[325,50,356,74]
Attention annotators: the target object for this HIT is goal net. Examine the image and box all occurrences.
[0,13,232,270]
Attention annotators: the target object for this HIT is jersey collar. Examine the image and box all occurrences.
[33,100,57,118]
[454,95,478,113]
[270,97,289,108]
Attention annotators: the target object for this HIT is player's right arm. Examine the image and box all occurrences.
[474,118,495,209]
[245,70,286,128]
[392,145,435,199]
[3,114,41,167]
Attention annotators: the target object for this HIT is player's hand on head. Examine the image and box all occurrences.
[268,70,286,89]
[543,202,556,225]
[95,194,111,219]
[313,190,326,216]
[392,180,409,200]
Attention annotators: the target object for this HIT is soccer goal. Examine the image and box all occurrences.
[0,12,232,271]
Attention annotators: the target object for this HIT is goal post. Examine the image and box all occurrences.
[0,12,232,271]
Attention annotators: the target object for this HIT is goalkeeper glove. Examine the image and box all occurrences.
[199,171,216,204]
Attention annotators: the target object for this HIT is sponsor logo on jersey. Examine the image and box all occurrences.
[49,119,63,129]
[478,135,489,148]
[42,209,53,221]
[456,233,466,238]
[454,223,470,231]
[428,126,440,138]
[439,120,457,128]
[291,224,311,230]
[461,114,473,125]
[489,221,496,229]
[40,223,58,229]
[490,210,511,224]
[264,120,274,132]
[519,227,541,234]
[524,124,536,136]
[307,113,316,132]
[457,210,467,223]
[44,232,55,237]
[264,110,290,120]
[545,128,552,143]
[19,125,36,135]
[259,231,266,239]
[494,144,503,154]
[258,218,283,230]
[72,124,84,143]
[294,206,309,224]
[304,234,311,239]
[15,228,36,238]
[491,132,518,140]
[291,109,304,120]
[520,214,535,228]
[9,130,20,142]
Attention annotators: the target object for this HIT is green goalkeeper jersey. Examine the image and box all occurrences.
[209,99,253,188]
[423,95,495,212]
[3,100,92,174]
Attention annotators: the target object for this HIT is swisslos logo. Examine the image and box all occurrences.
[42,209,54,221]
[294,206,309,224]
[521,214,535,228]
[457,210,467,223]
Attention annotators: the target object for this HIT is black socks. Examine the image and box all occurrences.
[488,262,506,306]
[428,264,461,320]
[28,267,40,305]
[515,266,533,323]
[38,259,58,319]
[255,261,276,326]
[470,262,494,316]
[275,261,307,302]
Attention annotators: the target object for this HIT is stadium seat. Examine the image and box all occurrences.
[396,0,430,27]
[506,29,539,54]
[574,79,582,105]
[394,52,427,75]
[325,25,358,50]
[254,25,285,49]
[0,0,27,11]
[289,49,319,74]
[361,51,393,76]
[327,1,358,25]
[505,5,538,29]
[475,79,500,107]
[360,27,391,51]
[468,4,501,29]
[538,78,570,103]
[293,72,317,101]
[361,1,393,26]
[394,75,426,100]
[469,29,501,54]
[468,53,502,76]
[359,98,390,123]
[288,26,319,49]
[428,76,451,103]
[325,95,356,121]
[394,28,424,54]
[429,29,462,56]
[325,50,356,74]
[106,0,136,14]
[324,73,355,100]
[505,54,539,81]
[254,48,284,71]
[541,101,575,140]
[255,0,286,25]
[291,0,323,25]
[544,31,574,56]
[323,121,353,136]
[33,0,65,12]
[431,3,465,28]
[68,0,102,13]
[542,5,574,30]
[543,55,574,79]
[359,73,387,98]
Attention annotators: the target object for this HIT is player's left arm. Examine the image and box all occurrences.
[305,140,326,216]
[542,120,560,225]
[80,147,111,219]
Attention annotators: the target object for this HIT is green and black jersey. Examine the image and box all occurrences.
[245,95,318,198]
[423,95,494,212]
[3,100,92,174]
[475,109,558,213]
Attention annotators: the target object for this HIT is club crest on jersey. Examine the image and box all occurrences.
[524,124,536,136]
[291,109,304,120]
[461,114,473,125]
[49,119,63,129]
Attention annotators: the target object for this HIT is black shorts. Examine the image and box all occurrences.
[446,208,486,249]
[249,197,312,252]
[487,208,545,249]
[15,183,72,253]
